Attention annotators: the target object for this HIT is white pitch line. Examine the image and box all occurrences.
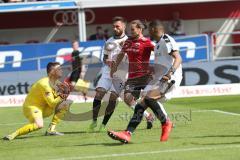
[50,144,240,160]
[212,110,240,116]
[191,109,240,116]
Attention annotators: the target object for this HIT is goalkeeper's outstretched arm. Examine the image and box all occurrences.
[41,84,64,109]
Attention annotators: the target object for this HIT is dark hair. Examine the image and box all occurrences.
[112,16,127,24]
[130,19,147,30]
[72,40,78,44]
[149,19,164,29]
[46,62,60,74]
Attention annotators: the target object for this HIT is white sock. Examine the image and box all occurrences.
[157,101,168,118]
[143,111,150,117]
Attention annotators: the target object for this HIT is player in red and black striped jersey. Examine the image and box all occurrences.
[110,20,155,129]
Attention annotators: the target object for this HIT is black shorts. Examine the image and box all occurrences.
[124,74,152,99]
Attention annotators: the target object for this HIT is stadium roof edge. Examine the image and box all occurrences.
[77,0,229,8]
[0,0,229,13]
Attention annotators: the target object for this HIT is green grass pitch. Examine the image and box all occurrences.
[0,95,240,160]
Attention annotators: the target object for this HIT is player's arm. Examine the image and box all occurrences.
[41,84,64,109]
[147,40,156,74]
[110,51,125,77]
[103,42,113,67]
[110,40,128,77]
[171,50,182,72]
[162,37,182,80]
[103,54,108,64]
[162,50,182,81]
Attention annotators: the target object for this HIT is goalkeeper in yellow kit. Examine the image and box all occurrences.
[3,62,72,140]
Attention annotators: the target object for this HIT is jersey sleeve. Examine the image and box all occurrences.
[103,43,109,56]
[40,83,63,108]
[146,39,155,50]
[164,35,179,54]
[121,39,131,54]
[169,37,179,51]
[103,38,113,56]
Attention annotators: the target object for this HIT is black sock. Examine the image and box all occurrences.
[126,103,145,133]
[144,98,167,125]
[93,98,101,121]
[102,100,117,125]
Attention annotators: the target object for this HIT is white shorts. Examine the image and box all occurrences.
[96,75,124,95]
[143,72,182,102]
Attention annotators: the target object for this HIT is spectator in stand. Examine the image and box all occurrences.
[104,29,110,39]
[168,11,185,36]
[89,26,106,40]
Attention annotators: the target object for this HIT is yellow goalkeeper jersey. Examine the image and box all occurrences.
[23,77,63,110]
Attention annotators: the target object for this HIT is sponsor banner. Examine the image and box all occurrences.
[175,83,240,98]
[0,94,93,107]
[182,60,240,86]
[0,35,208,72]
[0,70,46,95]
[1,83,239,107]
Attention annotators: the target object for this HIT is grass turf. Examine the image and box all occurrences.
[0,95,240,160]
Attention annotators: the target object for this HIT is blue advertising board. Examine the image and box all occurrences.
[175,34,209,62]
[0,41,104,72]
[0,34,209,72]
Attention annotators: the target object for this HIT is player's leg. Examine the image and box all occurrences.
[3,106,44,140]
[144,82,174,141]
[124,77,154,129]
[89,77,111,131]
[74,79,91,101]
[69,69,81,86]
[99,77,125,131]
[108,80,171,143]
[99,91,118,132]
[108,100,148,143]
[144,87,168,123]
[108,95,170,143]
[108,92,150,143]
[46,100,73,136]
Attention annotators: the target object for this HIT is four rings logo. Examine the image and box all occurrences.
[53,9,95,25]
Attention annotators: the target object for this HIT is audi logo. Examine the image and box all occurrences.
[53,9,95,26]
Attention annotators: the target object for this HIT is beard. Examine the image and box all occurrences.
[114,30,123,37]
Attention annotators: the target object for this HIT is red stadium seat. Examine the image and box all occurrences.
[232,30,240,56]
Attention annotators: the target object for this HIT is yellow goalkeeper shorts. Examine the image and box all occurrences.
[23,105,54,123]
[23,106,42,123]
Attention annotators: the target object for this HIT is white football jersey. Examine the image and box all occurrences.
[154,34,182,79]
[101,35,128,78]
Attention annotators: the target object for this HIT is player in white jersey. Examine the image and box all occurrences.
[89,17,128,132]
[108,20,182,143]
[89,17,128,131]
[144,22,182,101]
